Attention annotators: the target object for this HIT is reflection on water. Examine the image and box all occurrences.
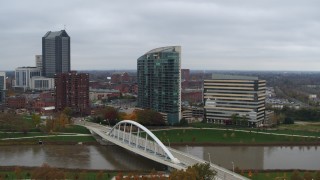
[1,145,319,170]
[173,145,320,170]
[0,145,165,170]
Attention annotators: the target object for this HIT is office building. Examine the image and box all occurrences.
[35,55,42,69]
[15,67,41,90]
[0,72,5,104]
[54,71,89,115]
[204,74,266,127]
[42,30,70,77]
[30,76,54,90]
[137,46,181,124]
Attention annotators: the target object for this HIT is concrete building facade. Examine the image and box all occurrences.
[42,30,70,78]
[54,71,89,115]
[15,67,41,90]
[30,76,54,90]
[137,46,181,124]
[204,74,266,127]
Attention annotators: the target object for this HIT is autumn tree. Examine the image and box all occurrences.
[170,163,216,180]
[32,114,41,127]
[136,109,165,126]
[31,163,65,180]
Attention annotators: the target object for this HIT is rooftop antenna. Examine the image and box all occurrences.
[64,24,67,31]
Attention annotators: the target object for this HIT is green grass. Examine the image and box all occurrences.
[150,129,319,144]
[0,132,45,139]
[0,135,96,143]
[58,125,91,134]
[189,122,320,137]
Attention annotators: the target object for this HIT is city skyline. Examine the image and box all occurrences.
[1,0,320,71]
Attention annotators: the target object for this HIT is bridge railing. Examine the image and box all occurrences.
[109,127,169,161]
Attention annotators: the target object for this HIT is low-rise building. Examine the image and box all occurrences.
[6,96,26,109]
[182,107,204,123]
[89,89,120,101]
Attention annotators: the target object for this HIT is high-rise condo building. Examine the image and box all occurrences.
[204,74,266,127]
[42,30,70,78]
[0,72,5,104]
[54,71,89,115]
[137,46,181,124]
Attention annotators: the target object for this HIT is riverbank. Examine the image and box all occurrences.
[0,166,318,180]
[149,128,320,145]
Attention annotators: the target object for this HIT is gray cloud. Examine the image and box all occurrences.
[0,0,320,71]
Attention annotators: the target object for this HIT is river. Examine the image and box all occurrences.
[0,145,319,170]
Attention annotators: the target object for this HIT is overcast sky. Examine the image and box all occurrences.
[1,0,320,71]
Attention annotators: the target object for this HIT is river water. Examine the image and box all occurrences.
[0,145,319,170]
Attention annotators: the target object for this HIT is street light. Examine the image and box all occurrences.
[208,152,212,164]
[167,138,171,147]
[231,161,234,172]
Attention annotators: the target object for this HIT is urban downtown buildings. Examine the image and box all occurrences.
[204,74,266,127]
[137,46,181,124]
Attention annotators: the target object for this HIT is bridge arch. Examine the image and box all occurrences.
[108,120,180,164]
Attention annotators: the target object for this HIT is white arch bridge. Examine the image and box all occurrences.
[77,120,249,180]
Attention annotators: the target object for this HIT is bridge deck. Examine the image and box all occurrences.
[76,121,249,180]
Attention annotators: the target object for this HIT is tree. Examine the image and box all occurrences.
[62,107,73,120]
[104,106,119,125]
[303,171,313,180]
[170,163,216,180]
[192,163,217,180]
[283,117,294,124]
[136,109,165,126]
[32,114,41,127]
[231,114,240,125]
[314,171,320,180]
[290,170,303,180]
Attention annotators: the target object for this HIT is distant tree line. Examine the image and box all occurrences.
[275,107,320,122]
[91,106,166,126]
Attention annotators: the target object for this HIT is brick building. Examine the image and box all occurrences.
[111,72,130,84]
[6,96,26,109]
[54,71,89,115]
[33,91,55,112]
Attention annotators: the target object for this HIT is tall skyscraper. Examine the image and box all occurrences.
[137,46,181,124]
[0,72,5,104]
[204,74,266,127]
[42,30,70,78]
[54,71,89,115]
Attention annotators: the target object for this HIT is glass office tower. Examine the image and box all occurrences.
[137,46,181,124]
[42,30,70,78]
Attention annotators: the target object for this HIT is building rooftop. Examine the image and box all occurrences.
[211,74,259,80]
[145,46,181,54]
[43,30,69,39]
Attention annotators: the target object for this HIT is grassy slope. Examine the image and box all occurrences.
[150,129,319,144]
